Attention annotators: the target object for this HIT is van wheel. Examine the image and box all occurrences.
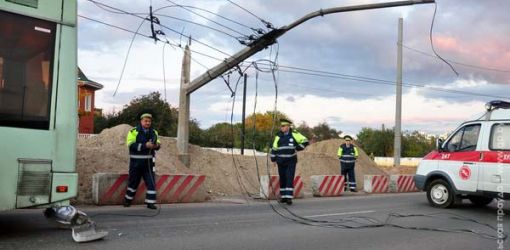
[427,179,455,208]
[468,196,493,207]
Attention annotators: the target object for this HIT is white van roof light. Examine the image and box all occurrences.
[485,100,510,111]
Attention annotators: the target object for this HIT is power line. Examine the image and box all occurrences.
[85,0,234,57]
[429,2,459,76]
[403,44,510,73]
[78,14,152,39]
[89,0,257,32]
[155,13,239,39]
[78,15,508,101]
[164,0,248,37]
[226,0,274,29]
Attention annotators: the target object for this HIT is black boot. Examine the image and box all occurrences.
[147,203,157,210]
[350,188,358,193]
[123,199,131,207]
[286,199,293,205]
[279,198,287,204]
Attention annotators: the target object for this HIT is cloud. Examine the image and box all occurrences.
[77,0,510,135]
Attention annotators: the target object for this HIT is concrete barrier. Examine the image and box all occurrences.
[390,174,420,192]
[374,157,421,167]
[93,173,208,205]
[259,175,304,200]
[311,175,345,197]
[363,175,389,193]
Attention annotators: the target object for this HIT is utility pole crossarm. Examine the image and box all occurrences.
[185,0,434,95]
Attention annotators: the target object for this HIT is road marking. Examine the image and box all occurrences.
[305,210,375,218]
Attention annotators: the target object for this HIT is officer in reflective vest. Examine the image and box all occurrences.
[123,113,161,209]
[270,119,309,205]
[337,135,359,192]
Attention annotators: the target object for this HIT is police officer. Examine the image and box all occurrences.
[124,113,161,209]
[337,135,359,192]
[270,119,309,205]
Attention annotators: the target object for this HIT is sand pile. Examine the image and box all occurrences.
[76,125,385,204]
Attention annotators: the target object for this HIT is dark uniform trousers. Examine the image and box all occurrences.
[125,157,156,203]
[278,159,297,199]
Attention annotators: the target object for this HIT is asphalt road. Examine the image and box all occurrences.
[0,193,508,250]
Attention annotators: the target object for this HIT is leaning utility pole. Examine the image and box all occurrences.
[394,18,403,167]
[176,0,434,165]
[177,45,191,166]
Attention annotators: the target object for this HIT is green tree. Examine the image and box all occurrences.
[202,122,238,148]
[402,131,436,157]
[357,126,436,157]
[356,126,394,157]
[312,122,340,141]
[94,92,185,137]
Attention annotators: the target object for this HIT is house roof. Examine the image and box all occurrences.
[78,67,103,90]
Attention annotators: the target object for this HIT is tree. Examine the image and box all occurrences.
[203,122,239,148]
[94,92,181,136]
[357,126,436,157]
[356,126,394,157]
[402,131,436,157]
[312,122,340,141]
[243,111,290,151]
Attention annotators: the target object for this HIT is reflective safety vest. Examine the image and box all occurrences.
[126,125,161,159]
[270,129,309,162]
[337,144,359,163]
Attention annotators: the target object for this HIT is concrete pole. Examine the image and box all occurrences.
[241,74,247,155]
[394,17,403,167]
[177,45,191,166]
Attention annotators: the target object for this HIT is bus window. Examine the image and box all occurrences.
[0,10,56,130]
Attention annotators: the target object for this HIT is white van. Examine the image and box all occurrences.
[415,100,510,208]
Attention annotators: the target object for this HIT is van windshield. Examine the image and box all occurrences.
[445,124,481,152]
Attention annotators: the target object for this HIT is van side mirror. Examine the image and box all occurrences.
[436,138,444,152]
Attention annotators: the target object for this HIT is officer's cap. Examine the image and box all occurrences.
[344,135,353,141]
[140,113,153,120]
[280,118,292,126]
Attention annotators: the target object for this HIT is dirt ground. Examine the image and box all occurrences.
[76,125,394,204]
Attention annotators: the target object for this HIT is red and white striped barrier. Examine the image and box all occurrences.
[93,173,208,205]
[363,175,389,193]
[311,175,345,197]
[259,175,304,200]
[390,175,420,192]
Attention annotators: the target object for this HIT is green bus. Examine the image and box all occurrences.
[0,0,78,211]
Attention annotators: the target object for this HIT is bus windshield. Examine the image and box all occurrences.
[0,10,56,130]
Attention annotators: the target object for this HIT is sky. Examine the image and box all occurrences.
[77,0,510,137]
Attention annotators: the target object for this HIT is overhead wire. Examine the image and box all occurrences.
[402,44,510,73]
[226,0,275,30]
[78,14,508,101]
[429,2,459,76]
[85,0,234,57]
[164,0,248,37]
[82,1,508,101]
